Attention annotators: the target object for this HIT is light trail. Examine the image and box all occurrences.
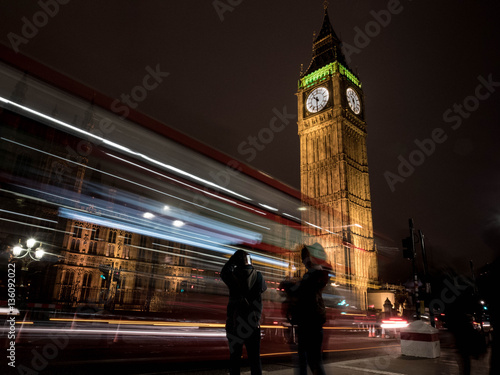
[0,96,251,201]
[7,327,226,337]
[47,318,366,331]
[106,153,267,216]
[59,207,286,268]
[0,209,59,224]
[261,344,401,357]
[0,218,70,237]
[1,137,271,232]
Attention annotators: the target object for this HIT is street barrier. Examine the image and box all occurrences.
[401,320,440,358]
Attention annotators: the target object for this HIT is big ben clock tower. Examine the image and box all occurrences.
[297,4,378,308]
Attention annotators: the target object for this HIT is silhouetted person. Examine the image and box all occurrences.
[445,284,486,375]
[287,243,330,375]
[477,259,499,375]
[221,249,267,375]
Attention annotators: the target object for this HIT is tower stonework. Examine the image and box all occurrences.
[297,7,378,308]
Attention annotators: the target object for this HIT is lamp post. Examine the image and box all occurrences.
[11,238,45,309]
[12,238,45,266]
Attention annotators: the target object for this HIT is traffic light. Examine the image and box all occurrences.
[99,264,111,280]
[113,269,121,284]
[402,237,414,259]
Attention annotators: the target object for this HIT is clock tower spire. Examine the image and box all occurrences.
[297,6,378,309]
[303,2,349,78]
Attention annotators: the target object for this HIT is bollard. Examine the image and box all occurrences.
[401,320,440,358]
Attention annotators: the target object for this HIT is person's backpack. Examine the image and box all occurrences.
[232,269,260,326]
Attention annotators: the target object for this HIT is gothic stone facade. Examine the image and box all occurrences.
[297,8,378,308]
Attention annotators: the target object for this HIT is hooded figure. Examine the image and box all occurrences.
[221,249,267,375]
[294,243,330,375]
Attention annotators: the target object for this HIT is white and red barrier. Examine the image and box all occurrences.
[400,320,440,358]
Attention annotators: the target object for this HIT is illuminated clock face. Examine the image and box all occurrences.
[306,87,329,113]
[346,87,361,114]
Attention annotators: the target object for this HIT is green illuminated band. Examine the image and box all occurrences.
[299,62,361,89]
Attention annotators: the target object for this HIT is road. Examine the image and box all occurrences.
[2,318,401,374]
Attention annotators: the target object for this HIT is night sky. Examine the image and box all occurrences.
[1,0,500,283]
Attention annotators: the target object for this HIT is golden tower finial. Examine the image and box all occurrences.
[323,0,329,10]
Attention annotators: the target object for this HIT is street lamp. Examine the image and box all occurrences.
[12,238,45,264]
[11,238,45,310]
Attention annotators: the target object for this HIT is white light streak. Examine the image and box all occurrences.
[381,323,409,329]
[258,203,278,211]
[305,221,323,230]
[283,212,301,221]
[4,327,226,337]
[0,96,251,201]
[59,208,286,267]
[1,138,270,231]
[106,153,265,215]
[0,209,58,224]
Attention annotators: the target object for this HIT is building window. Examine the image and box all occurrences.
[106,244,114,257]
[91,227,100,241]
[123,246,130,259]
[89,242,97,255]
[70,239,81,252]
[124,233,132,245]
[108,230,117,243]
[81,273,92,301]
[60,271,74,301]
[73,225,82,238]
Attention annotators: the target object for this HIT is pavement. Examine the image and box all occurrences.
[260,346,492,375]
